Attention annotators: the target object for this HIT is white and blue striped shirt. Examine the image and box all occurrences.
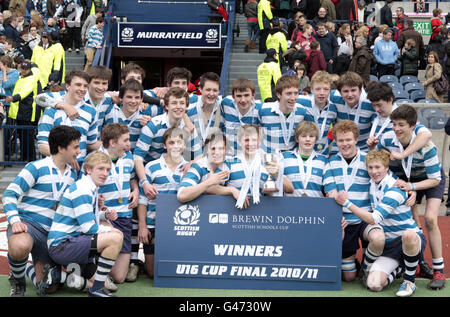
[142,89,166,118]
[257,101,310,153]
[102,104,146,151]
[86,25,103,49]
[139,155,187,228]
[297,94,338,156]
[177,156,229,195]
[47,174,108,247]
[329,89,377,152]
[2,157,77,231]
[281,150,333,197]
[134,112,202,163]
[220,95,261,156]
[324,149,372,224]
[225,155,269,193]
[370,172,420,242]
[377,130,442,181]
[38,99,98,162]
[187,94,223,146]
[95,147,135,219]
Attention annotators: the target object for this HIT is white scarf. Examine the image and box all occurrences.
[338,148,361,192]
[236,151,262,209]
[295,149,316,196]
[369,172,392,211]
[196,98,220,142]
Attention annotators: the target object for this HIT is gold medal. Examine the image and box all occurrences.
[118,197,123,204]
[302,193,308,197]
[52,203,58,211]
[317,144,323,151]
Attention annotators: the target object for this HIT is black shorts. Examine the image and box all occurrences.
[143,228,155,255]
[381,232,427,264]
[413,168,446,204]
[342,222,368,259]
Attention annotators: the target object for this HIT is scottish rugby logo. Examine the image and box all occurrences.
[205,28,218,44]
[121,27,134,42]
[173,205,200,236]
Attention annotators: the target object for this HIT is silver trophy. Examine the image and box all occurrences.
[262,153,279,193]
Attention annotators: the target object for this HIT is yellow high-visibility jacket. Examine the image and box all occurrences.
[8,70,40,122]
[257,57,282,102]
[49,42,66,84]
[266,31,288,64]
[31,43,55,89]
[257,0,273,30]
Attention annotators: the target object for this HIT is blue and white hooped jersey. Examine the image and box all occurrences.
[95,148,136,219]
[102,104,146,151]
[220,95,261,156]
[177,156,229,196]
[370,172,420,242]
[2,156,77,232]
[225,154,269,194]
[48,175,104,248]
[142,89,165,118]
[281,150,332,197]
[139,155,187,228]
[377,130,442,181]
[324,149,372,224]
[297,93,338,156]
[133,112,202,163]
[187,94,223,147]
[38,98,98,163]
[329,89,377,152]
[257,101,310,153]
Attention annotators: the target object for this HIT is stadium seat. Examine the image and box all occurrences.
[418,107,447,130]
[380,75,398,83]
[410,89,426,101]
[396,99,413,104]
[399,75,419,85]
[388,82,403,91]
[393,89,409,100]
[370,75,378,81]
[404,82,424,93]
[417,99,437,103]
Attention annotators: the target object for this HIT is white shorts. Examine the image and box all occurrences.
[370,256,399,275]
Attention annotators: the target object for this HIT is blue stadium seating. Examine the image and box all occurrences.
[399,75,419,85]
[410,89,426,101]
[370,75,378,81]
[404,82,425,93]
[418,107,447,130]
[417,99,438,103]
[389,82,403,91]
[393,90,409,100]
[380,75,399,83]
[396,99,413,104]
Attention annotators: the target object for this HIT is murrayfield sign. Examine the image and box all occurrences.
[118,22,221,49]
[154,194,342,291]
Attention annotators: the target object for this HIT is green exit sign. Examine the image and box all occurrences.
[413,21,432,36]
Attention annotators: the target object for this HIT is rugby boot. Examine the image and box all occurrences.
[126,263,139,282]
[8,273,26,297]
[396,280,416,297]
[37,264,61,296]
[88,287,116,297]
[427,271,446,290]
[416,261,434,279]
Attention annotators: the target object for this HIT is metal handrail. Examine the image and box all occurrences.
[219,3,235,97]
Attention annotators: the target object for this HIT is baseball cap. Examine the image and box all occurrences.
[272,18,280,27]
[266,48,277,57]
[20,61,32,69]
[41,31,49,37]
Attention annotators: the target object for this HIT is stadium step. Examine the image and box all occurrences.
[226,14,264,99]
[0,166,23,197]
[65,50,86,73]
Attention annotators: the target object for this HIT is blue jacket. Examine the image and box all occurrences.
[315,31,338,62]
[373,39,399,65]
